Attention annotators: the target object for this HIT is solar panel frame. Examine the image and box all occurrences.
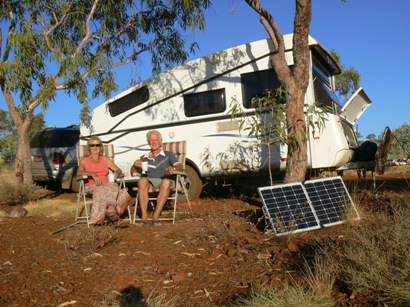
[258,182,321,236]
[304,176,359,227]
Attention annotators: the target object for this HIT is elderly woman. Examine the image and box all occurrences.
[77,136,131,227]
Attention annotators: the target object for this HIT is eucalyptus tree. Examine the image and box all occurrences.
[243,0,347,183]
[390,123,410,160]
[0,0,211,184]
[330,49,361,103]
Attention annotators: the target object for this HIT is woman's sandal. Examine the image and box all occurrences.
[106,214,119,223]
[113,219,130,228]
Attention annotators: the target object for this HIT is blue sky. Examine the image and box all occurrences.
[2,0,409,139]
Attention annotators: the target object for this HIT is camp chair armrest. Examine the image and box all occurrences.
[131,172,142,178]
[174,171,187,176]
[76,174,88,181]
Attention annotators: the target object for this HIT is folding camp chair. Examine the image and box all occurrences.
[132,141,193,224]
[75,144,132,227]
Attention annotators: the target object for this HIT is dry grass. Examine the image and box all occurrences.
[302,257,336,299]
[95,289,176,307]
[0,209,9,221]
[317,191,410,305]
[341,164,410,180]
[384,164,410,176]
[232,282,335,307]
[25,198,77,218]
[0,160,15,184]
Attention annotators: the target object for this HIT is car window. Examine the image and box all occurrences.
[30,129,80,148]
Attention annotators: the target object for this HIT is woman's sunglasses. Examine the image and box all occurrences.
[89,144,102,147]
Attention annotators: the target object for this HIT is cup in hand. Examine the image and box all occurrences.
[141,161,149,174]
[108,173,115,182]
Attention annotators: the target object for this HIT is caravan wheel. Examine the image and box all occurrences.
[180,165,202,201]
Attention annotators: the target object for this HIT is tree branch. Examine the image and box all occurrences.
[40,1,73,60]
[244,0,292,87]
[1,81,23,128]
[2,11,16,62]
[74,0,99,59]
[244,0,283,51]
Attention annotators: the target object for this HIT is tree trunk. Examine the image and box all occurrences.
[283,87,308,183]
[2,77,35,185]
[15,126,33,185]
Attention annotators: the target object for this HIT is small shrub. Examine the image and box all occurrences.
[0,162,49,205]
[62,226,118,259]
[0,181,44,205]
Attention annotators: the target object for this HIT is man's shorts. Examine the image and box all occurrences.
[148,177,175,190]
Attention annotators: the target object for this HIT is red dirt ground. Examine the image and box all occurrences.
[0,172,409,306]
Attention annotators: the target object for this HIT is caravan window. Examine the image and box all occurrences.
[241,68,281,108]
[312,58,332,87]
[184,89,226,117]
[313,72,342,114]
[108,85,150,117]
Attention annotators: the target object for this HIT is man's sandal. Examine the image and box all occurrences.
[151,220,162,226]
[135,220,148,227]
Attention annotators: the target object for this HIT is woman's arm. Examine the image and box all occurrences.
[105,157,122,179]
[76,157,89,176]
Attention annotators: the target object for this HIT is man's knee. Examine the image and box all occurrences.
[139,178,149,189]
[160,178,172,190]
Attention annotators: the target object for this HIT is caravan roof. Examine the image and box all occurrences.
[101,34,340,118]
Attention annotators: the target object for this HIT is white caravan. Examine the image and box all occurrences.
[80,34,372,200]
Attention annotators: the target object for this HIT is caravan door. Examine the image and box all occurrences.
[339,87,372,126]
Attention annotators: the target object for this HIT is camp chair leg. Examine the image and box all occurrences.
[179,175,193,215]
[76,180,92,227]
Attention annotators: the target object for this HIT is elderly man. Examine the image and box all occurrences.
[132,130,183,226]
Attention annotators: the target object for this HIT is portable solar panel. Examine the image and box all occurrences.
[258,176,358,235]
[258,182,321,236]
[304,176,359,227]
